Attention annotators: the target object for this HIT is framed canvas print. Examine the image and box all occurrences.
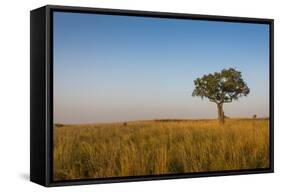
[30,5,274,187]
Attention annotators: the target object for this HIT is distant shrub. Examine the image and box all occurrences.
[55,124,64,128]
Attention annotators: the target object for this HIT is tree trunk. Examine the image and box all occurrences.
[217,103,225,124]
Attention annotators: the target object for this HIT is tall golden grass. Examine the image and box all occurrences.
[53,119,269,181]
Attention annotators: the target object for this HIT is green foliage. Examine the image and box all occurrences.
[192,68,250,104]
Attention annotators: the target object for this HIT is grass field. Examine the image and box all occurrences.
[53,118,269,181]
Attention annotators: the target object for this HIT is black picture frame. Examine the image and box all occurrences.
[30,5,274,187]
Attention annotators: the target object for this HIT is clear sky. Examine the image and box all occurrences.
[53,11,270,124]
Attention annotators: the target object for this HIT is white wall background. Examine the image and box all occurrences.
[0,0,280,191]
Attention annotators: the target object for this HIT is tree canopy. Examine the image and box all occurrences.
[192,68,250,104]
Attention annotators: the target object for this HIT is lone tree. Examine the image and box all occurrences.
[192,68,250,124]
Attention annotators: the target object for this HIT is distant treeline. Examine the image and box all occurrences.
[154,117,269,122]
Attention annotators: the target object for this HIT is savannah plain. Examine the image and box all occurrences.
[53,118,269,181]
[52,13,270,181]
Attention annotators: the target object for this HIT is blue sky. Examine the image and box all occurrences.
[53,11,270,124]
